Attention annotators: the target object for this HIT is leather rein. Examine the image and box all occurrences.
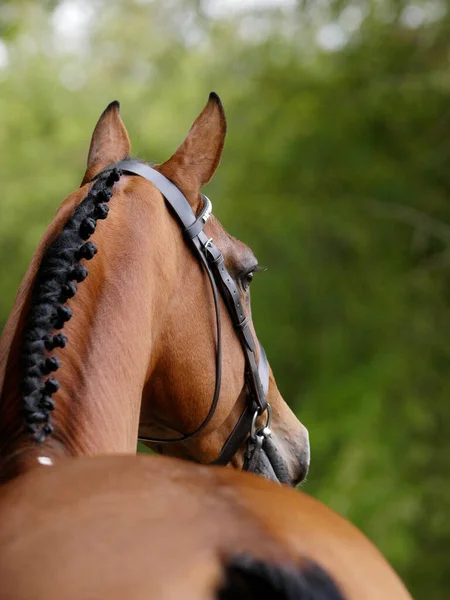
[94,160,272,467]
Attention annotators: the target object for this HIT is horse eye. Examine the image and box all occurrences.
[242,271,254,291]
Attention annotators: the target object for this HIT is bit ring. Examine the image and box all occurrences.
[250,404,272,440]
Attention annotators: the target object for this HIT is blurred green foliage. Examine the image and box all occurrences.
[1,0,449,596]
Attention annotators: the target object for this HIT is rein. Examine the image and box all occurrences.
[94,160,272,466]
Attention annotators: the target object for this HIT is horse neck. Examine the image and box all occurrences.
[0,181,171,479]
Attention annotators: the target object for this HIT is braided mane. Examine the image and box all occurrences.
[20,167,122,443]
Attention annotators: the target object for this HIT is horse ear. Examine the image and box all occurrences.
[157,92,226,208]
[81,101,131,186]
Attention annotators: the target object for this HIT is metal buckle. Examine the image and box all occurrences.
[201,194,212,223]
[250,403,272,441]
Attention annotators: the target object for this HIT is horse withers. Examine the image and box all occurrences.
[0,93,308,485]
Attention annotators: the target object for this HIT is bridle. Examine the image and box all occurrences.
[94,160,272,467]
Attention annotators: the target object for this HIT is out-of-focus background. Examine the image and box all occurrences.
[1,0,448,596]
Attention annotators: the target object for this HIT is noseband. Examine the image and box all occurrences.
[94,160,272,466]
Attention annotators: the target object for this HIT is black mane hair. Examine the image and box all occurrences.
[20,167,122,443]
[219,555,345,600]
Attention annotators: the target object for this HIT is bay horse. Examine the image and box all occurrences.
[0,93,309,485]
[0,455,412,599]
[0,96,411,599]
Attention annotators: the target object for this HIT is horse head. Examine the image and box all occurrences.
[0,94,309,486]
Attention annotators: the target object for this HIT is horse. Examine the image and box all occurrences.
[0,95,412,599]
[0,93,309,485]
[0,454,412,599]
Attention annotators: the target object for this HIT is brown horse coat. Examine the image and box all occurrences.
[0,455,411,600]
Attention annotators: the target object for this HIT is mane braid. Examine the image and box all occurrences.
[20,167,122,444]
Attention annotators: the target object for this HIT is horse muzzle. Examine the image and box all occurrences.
[244,427,310,487]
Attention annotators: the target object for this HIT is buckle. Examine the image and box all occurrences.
[200,194,212,223]
[203,240,222,264]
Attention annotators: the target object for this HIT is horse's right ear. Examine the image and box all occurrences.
[157,92,226,210]
[81,101,131,186]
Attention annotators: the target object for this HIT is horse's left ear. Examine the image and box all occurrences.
[157,92,227,209]
[81,101,131,186]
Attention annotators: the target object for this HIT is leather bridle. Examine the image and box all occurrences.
[94,160,272,466]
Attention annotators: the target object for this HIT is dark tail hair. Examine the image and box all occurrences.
[218,554,345,600]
